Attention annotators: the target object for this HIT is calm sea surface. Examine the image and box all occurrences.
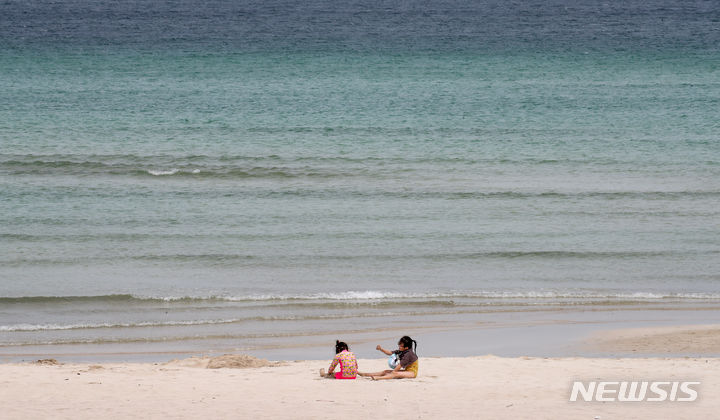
[1,0,719,359]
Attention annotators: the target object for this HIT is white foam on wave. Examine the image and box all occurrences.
[140,291,440,302]
[0,318,242,332]
[130,290,720,302]
[146,168,201,176]
[147,168,179,176]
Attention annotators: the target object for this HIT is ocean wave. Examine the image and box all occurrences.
[2,290,720,306]
[3,154,718,186]
[0,318,243,332]
[1,151,714,168]
[8,187,720,202]
[0,155,365,179]
[0,159,354,179]
[0,314,364,332]
[147,168,180,176]
[0,308,467,332]
[2,249,718,267]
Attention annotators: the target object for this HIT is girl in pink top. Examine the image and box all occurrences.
[319,340,358,379]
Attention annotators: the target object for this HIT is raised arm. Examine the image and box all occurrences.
[376,344,393,355]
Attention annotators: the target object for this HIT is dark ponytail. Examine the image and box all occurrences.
[399,336,417,354]
[335,340,349,354]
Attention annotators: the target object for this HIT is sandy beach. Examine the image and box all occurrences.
[2,325,719,420]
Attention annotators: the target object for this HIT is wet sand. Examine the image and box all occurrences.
[585,324,720,355]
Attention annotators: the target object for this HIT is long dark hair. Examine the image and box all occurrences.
[335,340,349,354]
[398,336,417,354]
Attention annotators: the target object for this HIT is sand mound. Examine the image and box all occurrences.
[164,354,273,369]
[207,354,271,369]
[34,359,61,365]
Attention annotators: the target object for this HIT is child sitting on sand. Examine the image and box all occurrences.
[358,335,419,380]
[320,340,358,379]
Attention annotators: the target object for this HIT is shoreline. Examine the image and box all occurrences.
[3,308,720,364]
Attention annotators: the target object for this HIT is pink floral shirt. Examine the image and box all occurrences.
[328,350,358,378]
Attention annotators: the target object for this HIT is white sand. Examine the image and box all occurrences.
[1,354,718,419]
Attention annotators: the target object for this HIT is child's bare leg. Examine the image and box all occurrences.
[358,370,392,377]
[372,371,416,380]
[358,371,380,377]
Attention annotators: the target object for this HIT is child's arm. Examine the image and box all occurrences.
[327,355,339,374]
[376,345,393,356]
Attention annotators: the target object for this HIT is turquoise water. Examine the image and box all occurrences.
[1,0,719,358]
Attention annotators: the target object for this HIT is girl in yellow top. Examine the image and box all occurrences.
[359,335,418,380]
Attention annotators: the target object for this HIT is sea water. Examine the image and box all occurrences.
[1,0,719,360]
